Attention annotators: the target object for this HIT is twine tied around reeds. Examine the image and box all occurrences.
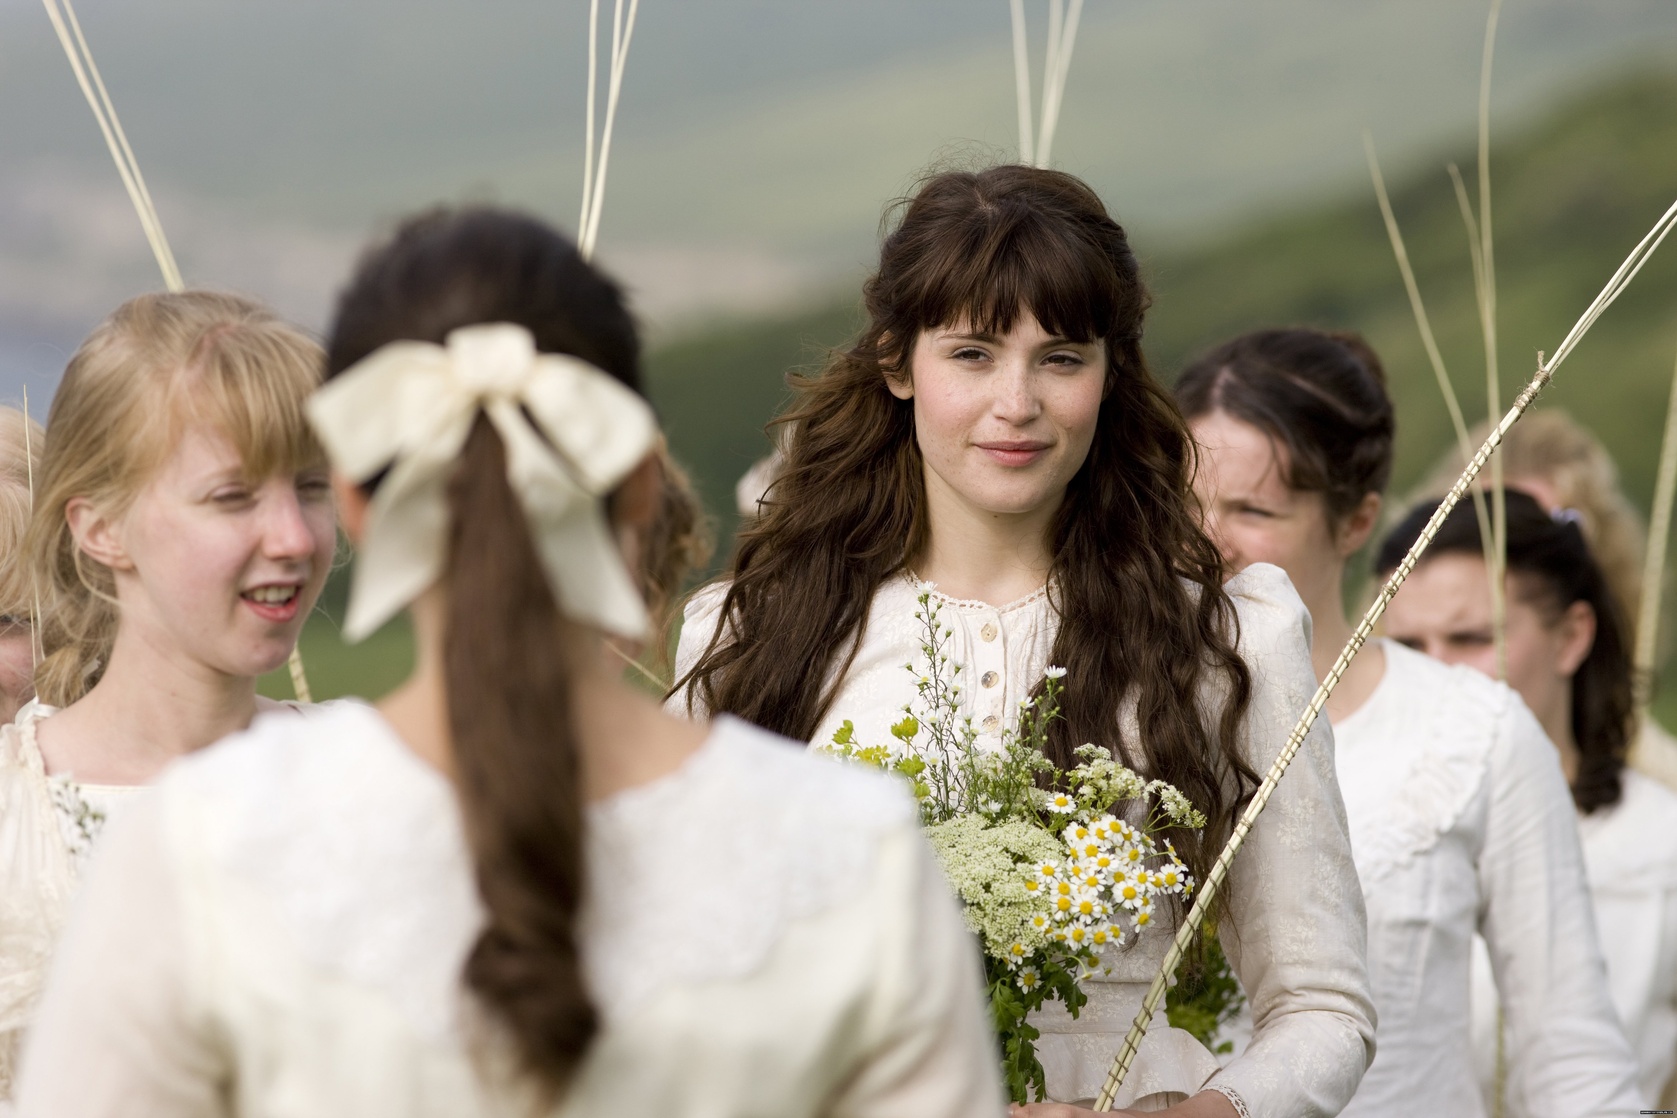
[1093,192,1677,1109]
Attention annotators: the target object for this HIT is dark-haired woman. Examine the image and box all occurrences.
[1178,327,1640,1117]
[14,209,1004,1116]
[671,166,1375,1115]
[1378,491,1677,1108]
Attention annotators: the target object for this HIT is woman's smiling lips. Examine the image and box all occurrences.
[975,440,1052,467]
[240,582,303,624]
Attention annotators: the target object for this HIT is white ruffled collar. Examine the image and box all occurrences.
[1333,640,1499,883]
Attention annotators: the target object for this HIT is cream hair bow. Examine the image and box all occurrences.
[306,322,657,643]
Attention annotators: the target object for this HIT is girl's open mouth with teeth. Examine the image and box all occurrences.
[241,583,303,624]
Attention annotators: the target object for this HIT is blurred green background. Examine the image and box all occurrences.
[263,66,1677,729]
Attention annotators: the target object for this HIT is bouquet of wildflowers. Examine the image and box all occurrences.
[820,592,1206,1102]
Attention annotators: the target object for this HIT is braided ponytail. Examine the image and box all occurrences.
[326,207,646,1095]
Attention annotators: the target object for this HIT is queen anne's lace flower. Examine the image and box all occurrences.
[819,595,1203,1104]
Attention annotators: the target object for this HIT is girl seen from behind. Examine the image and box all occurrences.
[16,208,1004,1117]
[0,293,333,1098]
[672,165,1375,1115]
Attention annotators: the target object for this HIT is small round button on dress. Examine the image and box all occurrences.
[981,715,1000,732]
[980,671,999,688]
[980,622,998,642]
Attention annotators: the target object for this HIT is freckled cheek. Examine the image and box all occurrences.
[1047,381,1104,465]
[912,387,986,460]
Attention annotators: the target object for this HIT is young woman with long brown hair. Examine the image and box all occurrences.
[671,166,1375,1115]
[15,208,1003,1117]
[0,294,334,1101]
[1178,328,1639,1116]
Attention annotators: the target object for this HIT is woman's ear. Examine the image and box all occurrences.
[333,473,370,548]
[614,451,662,533]
[1555,599,1598,677]
[882,329,915,400]
[1335,491,1384,559]
[64,497,133,572]
[884,367,914,401]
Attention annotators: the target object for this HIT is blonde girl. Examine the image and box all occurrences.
[0,292,334,1097]
[0,406,46,724]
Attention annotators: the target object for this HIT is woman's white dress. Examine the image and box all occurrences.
[0,703,144,1101]
[14,701,1005,1117]
[673,562,1378,1114]
[1324,639,1639,1117]
[1468,766,1677,1108]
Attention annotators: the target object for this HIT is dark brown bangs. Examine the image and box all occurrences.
[895,196,1120,345]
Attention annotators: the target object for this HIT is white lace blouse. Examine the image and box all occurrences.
[0,703,145,1102]
[1468,766,1677,1108]
[1331,640,1639,1117]
[14,702,1005,1118]
[672,562,1377,1114]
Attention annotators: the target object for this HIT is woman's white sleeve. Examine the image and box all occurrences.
[1207,567,1377,1115]
[1478,702,1641,1115]
[826,827,1007,1118]
[13,796,224,1118]
[665,582,729,719]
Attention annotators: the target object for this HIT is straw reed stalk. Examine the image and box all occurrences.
[1009,0,1085,169]
[1634,343,1677,723]
[578,0,641,260]
[1363,135,1498,593]
[1009,0,1036,165]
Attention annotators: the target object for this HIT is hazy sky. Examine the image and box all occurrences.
[2,0,1674,408]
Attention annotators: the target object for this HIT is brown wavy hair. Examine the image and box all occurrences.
[327,208,643,1095]
[673,165,1257,880]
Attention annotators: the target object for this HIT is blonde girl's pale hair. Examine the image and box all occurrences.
[0,406,46,621]
[23,291,326,707]
[1413,408,1649,648]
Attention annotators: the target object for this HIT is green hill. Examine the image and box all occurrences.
[647,68,1677,551]
[265,67,1677,703]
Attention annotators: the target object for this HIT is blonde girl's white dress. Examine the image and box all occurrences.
[14,701,1005,1118]
[1468,766,1677,1109]
[673,562,1378,1115]
[0,702,145,1104]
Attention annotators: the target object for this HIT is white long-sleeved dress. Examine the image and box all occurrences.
[0,703,143,1102]
[14,701,1006,1118]
[1468,766,1677,1109]
[672,562,1377,1114]
[1328,639,1639,1116]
